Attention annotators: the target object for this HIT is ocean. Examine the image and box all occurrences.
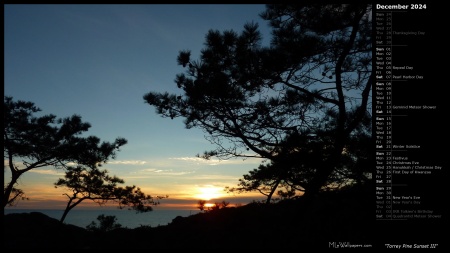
[4,208,201,229]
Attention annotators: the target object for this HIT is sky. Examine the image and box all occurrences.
[4,4,274,210]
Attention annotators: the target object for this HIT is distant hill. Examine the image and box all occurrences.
[3,211,91,249]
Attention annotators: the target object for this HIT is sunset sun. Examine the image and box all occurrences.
[195,186,222,200]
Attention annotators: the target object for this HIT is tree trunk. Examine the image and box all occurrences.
[3,169,22,207]
[60,198,80,223]
[265,179,281,204]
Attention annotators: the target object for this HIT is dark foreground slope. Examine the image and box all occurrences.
[4,184,445,250]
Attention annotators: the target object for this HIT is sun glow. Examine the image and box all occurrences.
[204,203,215,208]
[195,185,223,200]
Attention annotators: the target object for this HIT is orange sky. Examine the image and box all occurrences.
[4,169,266,211]
[4,191,265,211]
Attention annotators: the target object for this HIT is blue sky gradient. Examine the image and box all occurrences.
[4,4,273,209]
